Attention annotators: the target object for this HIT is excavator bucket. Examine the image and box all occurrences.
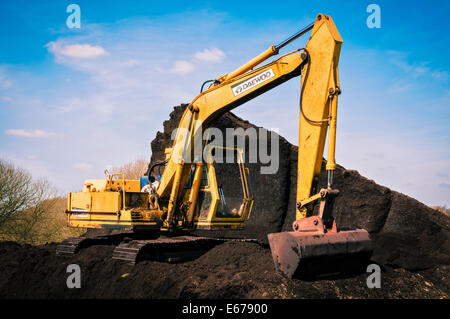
[268,216,373,278]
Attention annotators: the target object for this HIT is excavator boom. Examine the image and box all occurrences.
[156,48,308,230]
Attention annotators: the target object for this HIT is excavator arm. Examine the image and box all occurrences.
[154,14,372,278]
[157,48,307,229]
[157,14,342,228]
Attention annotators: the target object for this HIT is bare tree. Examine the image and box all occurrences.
[1,160,33,226]
[109,158,148,179]
[0,160,55,243]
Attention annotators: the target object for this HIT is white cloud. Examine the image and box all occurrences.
[59,105,75,113]
[120,59,139,67]
[388,51,448,81]
[47,42,108,59]
[27,155,38,160]
[388,83,411,94]
[194,48,226,62]
[158,60,195,75]
[58,97,85,113]
[430,70,448,81]
[1,96,12,101]
[73,162,93,171]
[0,73,12,89]
[5,129,60,138]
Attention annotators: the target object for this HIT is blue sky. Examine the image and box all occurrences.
[0,0,449,206]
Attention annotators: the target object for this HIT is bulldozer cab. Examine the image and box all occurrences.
[184,146,253,230]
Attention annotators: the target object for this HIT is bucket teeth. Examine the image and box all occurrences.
[268,229,373,278]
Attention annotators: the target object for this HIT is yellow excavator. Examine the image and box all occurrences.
[58,14,372,278]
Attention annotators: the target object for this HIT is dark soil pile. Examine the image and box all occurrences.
[149,104,450,270]
[0,104,448,299]
[0,240,448,298]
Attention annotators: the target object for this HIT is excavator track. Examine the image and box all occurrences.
[57,233,259,265]
[56,237,86,255]
[55,234,126,255]
[112,236,222,265]
[112,236,260,265]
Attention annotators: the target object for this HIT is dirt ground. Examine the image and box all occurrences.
[0,240,448,299]
[0,106,448,299]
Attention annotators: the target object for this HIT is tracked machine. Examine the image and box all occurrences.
[59,14,372,278]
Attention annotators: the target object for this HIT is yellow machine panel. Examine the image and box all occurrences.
[82,179,108,192]
[91,192,122,212]
[82,179,141,193]
[69,192,92,211]
[69,191,121,212]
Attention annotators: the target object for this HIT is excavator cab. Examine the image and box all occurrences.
[187,145,253,230]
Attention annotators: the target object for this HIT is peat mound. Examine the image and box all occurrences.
[0,104,449,299]
[0,241,448,298]
[148,104,450,270]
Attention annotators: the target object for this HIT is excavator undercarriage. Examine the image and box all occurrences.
[57,232,259,265]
